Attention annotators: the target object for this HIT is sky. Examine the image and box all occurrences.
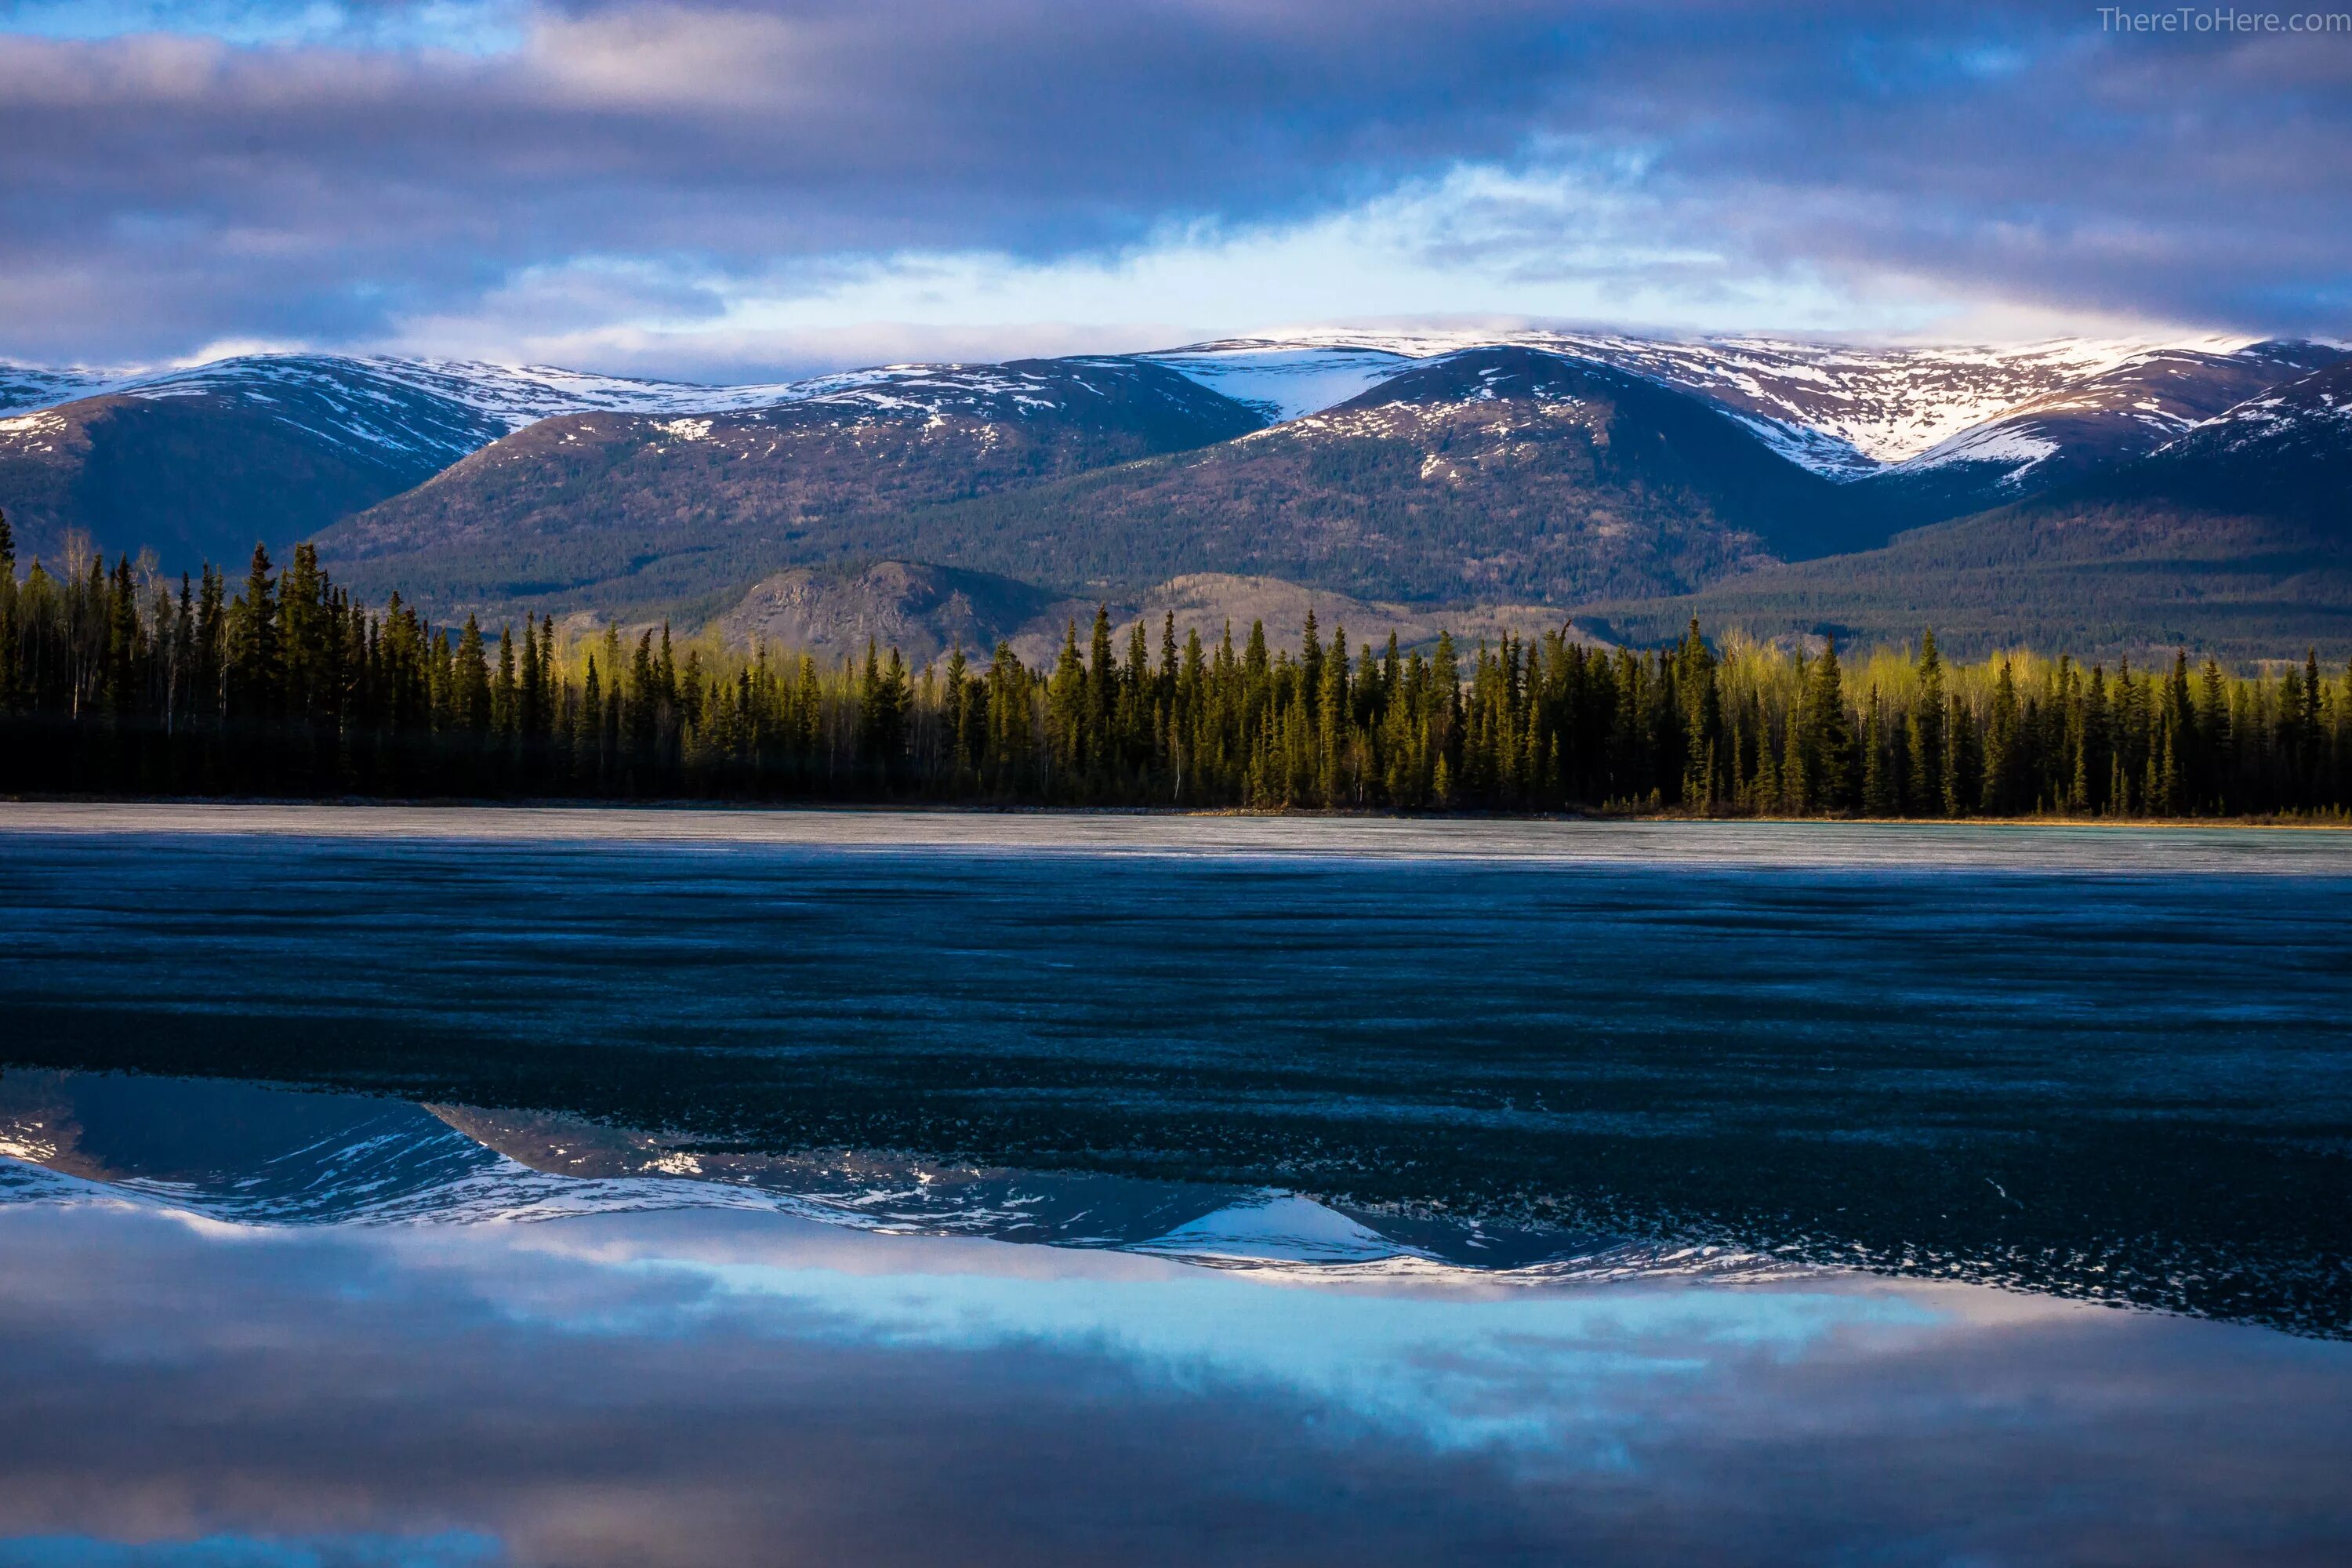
[1,0,2347,379]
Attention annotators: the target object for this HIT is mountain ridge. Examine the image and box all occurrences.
[5,328,2349,660]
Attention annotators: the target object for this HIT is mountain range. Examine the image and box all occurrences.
[2,327,2346,659]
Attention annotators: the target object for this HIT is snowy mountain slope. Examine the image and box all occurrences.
[1896,339,2344,473]
[5,331,2248,488]
[1850,339,2350,522]
[0,361,113,414]
[1145,328,2253,478]
[1136,341,1420,421]
[2147,356,2352,470]
[0,330,2292,510]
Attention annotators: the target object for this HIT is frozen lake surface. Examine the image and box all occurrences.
[2,804,2349,1563]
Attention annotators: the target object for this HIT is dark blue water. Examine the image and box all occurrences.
[3,808,2350,1563]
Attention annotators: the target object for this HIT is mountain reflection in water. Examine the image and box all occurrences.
[0,1069,1781,1280]
[3,1069,2351,1567]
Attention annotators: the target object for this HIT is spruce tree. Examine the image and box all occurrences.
[575,656,602,789]
[455,616,492,735]
[1047,620,1085,793]
[227,544,281,723]
[1909,630,1945,811]
[1982,659,2022,814]
[493,627,517,741]
[1799,637,1853,811]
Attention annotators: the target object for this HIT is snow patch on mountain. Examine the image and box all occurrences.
[93,354,799,429]
[1901,425,2066,475]
[0,410,70,453]
[1875,341,2352,493]
[0,362,114,414]
[1139,342,1418,422]
[2163,368,2352,457]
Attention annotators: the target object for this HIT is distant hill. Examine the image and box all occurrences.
[1584,359,2352,661]
[314,359,1265,624]
[0,352,869,574]
[843,347,1867,613]
[713,561,1588,670]
[717,562,1066,669]
[0,361,515,572]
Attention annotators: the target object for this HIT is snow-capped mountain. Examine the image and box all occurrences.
[1139,328,2250,479]
[2,352,1260,486]
[0,357,539,572]
[2,331,2312,495]
[1850,339,2350,521]
[6,329,2348,654]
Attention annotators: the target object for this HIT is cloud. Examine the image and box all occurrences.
[0,1,2345,370]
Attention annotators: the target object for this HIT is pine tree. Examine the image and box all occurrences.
[1909,630,1946,815]
[227,544,281,723]
[575,655,603,789]
[455,616,492,735]
[1982,659,2022,814]
[1798,637,1853,811]
[492,626,517,743]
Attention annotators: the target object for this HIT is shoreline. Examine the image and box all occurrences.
[4,790,2349,829]
[5,797,2349,872]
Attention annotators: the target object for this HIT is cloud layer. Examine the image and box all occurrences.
[1,1,2346,374]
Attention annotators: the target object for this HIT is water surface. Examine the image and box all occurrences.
[2,806,2350,1563]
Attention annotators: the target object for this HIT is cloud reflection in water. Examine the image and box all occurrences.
[1,1191,2347,1567]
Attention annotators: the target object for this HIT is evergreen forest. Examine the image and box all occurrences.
[8,521,2352,819]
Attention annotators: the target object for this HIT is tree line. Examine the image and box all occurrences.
[5,523,2352,818]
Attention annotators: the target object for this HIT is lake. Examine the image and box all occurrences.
[2,804,2350,1565]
